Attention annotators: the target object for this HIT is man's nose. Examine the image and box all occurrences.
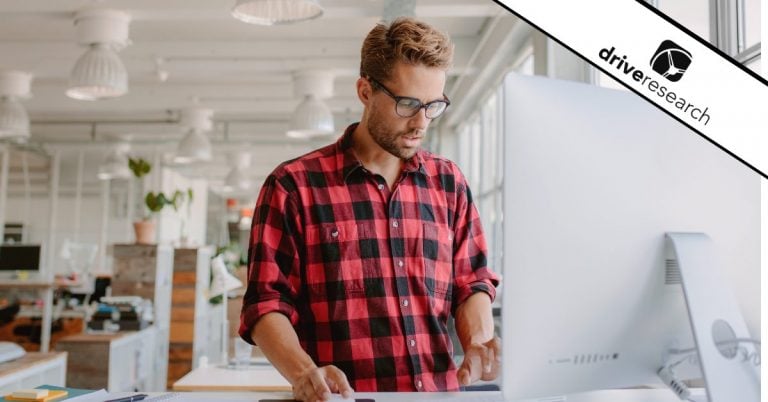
[408,107,431,130]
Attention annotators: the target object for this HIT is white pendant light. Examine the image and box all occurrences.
[286,70,335,139]
[67,43,128,101]
[232,0,324,26]
[286,94,334,139]
[174,106,214,164]
[0,71,33,142]
[0,97,30,141]
[97,143,131,180]
[67,8,131,101]
[175,131,212,164]
[224,152,253,192]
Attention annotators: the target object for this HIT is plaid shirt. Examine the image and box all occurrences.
[240,123,499,392]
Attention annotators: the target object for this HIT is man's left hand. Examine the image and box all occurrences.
[457,336,501,386]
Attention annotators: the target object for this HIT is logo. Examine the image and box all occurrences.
[649,40,692,82]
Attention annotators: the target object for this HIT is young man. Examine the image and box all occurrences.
[240,17,500,402]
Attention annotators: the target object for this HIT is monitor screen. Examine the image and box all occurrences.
[500,74,760,400]
[0,245,42,271]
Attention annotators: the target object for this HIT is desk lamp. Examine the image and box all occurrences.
[210,255,243,365]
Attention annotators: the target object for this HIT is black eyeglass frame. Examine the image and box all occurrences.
[367,77,451,119]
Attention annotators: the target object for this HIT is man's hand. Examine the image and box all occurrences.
[457,336,501,386]
[292,365,354,402]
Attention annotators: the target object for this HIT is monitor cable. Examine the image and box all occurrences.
[658,338,760,401]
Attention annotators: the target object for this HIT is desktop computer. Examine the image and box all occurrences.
[499,74,760,401]
[0,244,42,277]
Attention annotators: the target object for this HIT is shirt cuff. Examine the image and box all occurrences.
[239,296,299,345]
[453,279,498,315]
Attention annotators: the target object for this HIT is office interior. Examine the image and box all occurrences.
[0,0,762,400]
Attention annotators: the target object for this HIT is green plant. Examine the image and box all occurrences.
[128,157,152,179]
[145,189,191,216]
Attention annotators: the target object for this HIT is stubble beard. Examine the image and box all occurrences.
[366,111,421,160]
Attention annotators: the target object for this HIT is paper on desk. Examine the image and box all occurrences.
[63,389,109,402]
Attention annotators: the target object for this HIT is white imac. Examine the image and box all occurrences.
[500,74,760,401]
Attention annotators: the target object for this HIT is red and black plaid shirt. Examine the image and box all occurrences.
[240,123,499,392]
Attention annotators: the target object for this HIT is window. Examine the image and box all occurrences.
[743,0,760,50]
[658,0,710,42]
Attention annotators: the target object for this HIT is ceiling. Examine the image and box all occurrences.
[0,0,512,196]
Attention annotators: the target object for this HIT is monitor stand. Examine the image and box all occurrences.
[665,233,760,402]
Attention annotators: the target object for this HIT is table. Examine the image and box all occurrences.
[172,364,292,392]
[0,352,67,395]
[112,388,709,402]
[55,328,158,392]
[0,281,55,353]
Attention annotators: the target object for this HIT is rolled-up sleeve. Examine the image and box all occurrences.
[239,173,303,345]
[451,174,499,314]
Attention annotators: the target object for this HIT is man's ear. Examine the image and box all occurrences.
[356,77,372,106]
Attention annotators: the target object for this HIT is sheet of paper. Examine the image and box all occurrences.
[63,389,109,402]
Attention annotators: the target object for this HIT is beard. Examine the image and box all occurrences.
[366,108,422,160]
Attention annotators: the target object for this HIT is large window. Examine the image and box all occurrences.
[596,0,761,88]
[452,52,533,283]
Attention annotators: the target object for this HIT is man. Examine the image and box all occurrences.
[240,17,500,402]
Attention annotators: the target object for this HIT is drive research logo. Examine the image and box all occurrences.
[649,40,692,82]
[597,45,711,127]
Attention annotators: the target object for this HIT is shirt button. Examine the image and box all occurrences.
[402,299,409,307]
[392,221,398,228]
[397,260,404,267]
[377,183,384,190]
[417,380,423,388]
[331,230,339,238]
[409,339,416,347]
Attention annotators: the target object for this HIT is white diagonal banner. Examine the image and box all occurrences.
[494,0,767,179]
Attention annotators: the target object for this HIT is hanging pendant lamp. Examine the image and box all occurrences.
[232,0,324,25]
[66,8,131,101]
[0,71,33,142]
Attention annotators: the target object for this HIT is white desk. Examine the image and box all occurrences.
[172,364,292,392]
[0,352,67,396]
[111,389,707,402]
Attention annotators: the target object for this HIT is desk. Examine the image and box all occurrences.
[0,281,55,353]
[0,352,66,395]
[172,364,292,392]
[111,389,707,402]
[55,328,159,392]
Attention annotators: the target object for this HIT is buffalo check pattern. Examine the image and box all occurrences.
[240,123,499,392]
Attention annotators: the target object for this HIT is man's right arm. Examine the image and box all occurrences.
[250,312,353,402]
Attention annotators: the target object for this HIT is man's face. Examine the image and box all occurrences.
[365,63,447,160]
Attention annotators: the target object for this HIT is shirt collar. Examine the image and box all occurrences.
[336,123,427,182]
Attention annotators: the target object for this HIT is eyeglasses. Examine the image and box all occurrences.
[367,77,450,119]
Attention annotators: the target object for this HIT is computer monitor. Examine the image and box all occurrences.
[0,244,42,272]
[500,74,760,400]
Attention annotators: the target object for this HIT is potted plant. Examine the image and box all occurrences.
[140,188,193,245]
[128,157,156,244]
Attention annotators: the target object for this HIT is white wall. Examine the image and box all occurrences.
[157,167,208,247]
[5,194,132,274]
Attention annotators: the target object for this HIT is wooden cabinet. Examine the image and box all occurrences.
[55,328,158,392]
[167,247,222,389]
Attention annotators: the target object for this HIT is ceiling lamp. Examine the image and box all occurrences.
[175,106,214,164]
[232,0,324,26]
[224,152,253,192]
[286,70,335,139]
[66,9,131,101]
[0,71,33,142]
[97,143,131,180]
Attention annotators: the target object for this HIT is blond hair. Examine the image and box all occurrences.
[360,17,454,83]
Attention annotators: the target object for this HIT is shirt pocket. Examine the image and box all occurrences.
[422,222,454,302]
[304,222,367,299]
